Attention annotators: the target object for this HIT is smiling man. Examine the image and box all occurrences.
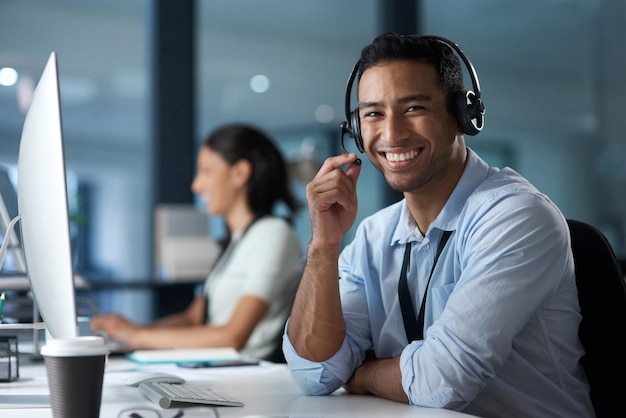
[283,33,594,418]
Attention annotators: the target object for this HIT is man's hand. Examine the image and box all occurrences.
[306,153,362,245]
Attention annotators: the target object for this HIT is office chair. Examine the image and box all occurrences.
[568,219,626,417]
[265,327,287,364]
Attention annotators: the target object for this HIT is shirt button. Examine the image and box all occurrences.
[424,244,430,251]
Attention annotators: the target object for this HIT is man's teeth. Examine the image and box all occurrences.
[385,150,418,162]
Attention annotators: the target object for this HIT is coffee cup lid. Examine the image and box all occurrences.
[41,336,109,357]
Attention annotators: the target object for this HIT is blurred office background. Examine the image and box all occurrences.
[0,0,624,322]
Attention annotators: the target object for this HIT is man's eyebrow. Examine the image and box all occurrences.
[358,100,382,110]
[358,94,433,110]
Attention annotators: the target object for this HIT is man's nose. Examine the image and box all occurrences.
[380,114,411,144]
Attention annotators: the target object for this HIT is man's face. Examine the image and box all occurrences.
[357,59,465,194]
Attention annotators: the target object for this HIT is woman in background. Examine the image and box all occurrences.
[91,123,303,361]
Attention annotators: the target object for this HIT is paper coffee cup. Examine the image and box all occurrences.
[41,336,109,418]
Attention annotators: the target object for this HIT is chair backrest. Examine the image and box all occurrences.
[264,325,287,364]
[568,219,626,417]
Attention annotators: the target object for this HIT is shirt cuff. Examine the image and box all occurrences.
[283,326,355,395]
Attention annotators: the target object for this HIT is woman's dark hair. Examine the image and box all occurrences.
[358,33,464,114]
[202,123,301,221]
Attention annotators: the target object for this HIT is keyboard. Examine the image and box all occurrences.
[138,382,244,409]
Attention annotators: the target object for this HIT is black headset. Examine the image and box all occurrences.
[340,35,486,153]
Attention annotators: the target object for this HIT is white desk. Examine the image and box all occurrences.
[1,356,477,417]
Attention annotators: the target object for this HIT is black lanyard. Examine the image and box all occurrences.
[398,230,453,342]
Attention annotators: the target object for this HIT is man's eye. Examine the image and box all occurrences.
[407,105,425,112]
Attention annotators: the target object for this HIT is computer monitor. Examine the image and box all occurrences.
[13,52,77,339]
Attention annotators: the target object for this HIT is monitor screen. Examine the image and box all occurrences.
[16,52,77,339]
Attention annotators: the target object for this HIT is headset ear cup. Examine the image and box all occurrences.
[349,109,365,153]
[454,90,481,136]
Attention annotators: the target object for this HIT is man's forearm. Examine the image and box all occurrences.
[288,241,346,361]
[344,356,408,403]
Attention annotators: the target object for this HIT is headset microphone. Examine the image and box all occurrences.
[340,35,486,154]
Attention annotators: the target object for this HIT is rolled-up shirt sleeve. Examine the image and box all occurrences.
[283,330,356,395]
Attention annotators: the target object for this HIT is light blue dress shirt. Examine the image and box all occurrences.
[284,148,595,418]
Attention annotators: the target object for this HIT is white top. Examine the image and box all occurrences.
[205,216,303,360]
